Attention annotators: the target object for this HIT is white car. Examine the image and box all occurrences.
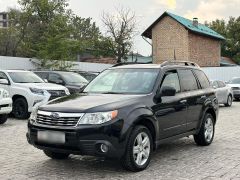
[227,77,240,101]
[0,88,12,124]
[211,80,233,107]
[0,70,70,119]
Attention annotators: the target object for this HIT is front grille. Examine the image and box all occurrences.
[36,111,84,127]
[47,90,66,100]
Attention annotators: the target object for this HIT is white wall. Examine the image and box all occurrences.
[202,66,240,82]
[0,56,112,72]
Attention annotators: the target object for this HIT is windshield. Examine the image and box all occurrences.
[229,78,240,84]
[61,72,88,84]
[9,71,44,83]
[84,68,159,94]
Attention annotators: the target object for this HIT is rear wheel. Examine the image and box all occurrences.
[43,150,69,159]
[121,125,153,172]
[0,115,8,124]
[225,95,232,107]
[12,97,29,119]
[194,113,215,146]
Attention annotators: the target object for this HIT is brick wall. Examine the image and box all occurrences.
[151,16,221,67]
[188,32,220,67]
[152,16,189,64]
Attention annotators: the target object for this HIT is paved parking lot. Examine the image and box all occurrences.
[0,103,240,180]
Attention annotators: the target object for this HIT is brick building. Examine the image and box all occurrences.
[142,12,225,67]
[0,12,9,28]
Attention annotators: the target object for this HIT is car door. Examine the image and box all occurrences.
[217,81,228,103]
[0,71,11,94]
[178,69,205,131]
[153,70,188,139]
[212,81,221,102]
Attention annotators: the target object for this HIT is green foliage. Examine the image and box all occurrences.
[0,0,114,70]
[208,17,240,64]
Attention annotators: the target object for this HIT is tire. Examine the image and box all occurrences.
[12,97,29,119]
[194,113,215,146]
[43,150,69,159]
[121,125,153,172]
[0,114,8,124]
[225,95,232,107]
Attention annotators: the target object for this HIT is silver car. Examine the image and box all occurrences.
[212,80,233,106]
[227,77,240,101]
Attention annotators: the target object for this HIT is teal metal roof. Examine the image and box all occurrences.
[142,12,225,40]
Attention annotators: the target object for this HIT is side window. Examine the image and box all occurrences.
[161,71,181,93]
[218,81,226,88]
[193,70,210,89]
[0,72,9,81]
[212,81,219,88]
[178,69,198,92]
[48,73,63,83]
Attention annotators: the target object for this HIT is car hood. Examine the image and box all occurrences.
[39,93,146,113]
[16,83,67,90]
[227,84,240,88]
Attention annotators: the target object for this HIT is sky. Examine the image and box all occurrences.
[1,0,240,56]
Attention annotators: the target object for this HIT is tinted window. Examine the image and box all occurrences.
[49,73,63,83]
[193,70,210,89]
[178,69,198,91]
[35,72,49,79]
[229,78,240,84]
[0,72,8,80]
[161,71,180,93]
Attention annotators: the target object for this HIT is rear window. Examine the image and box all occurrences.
[193,70,210,89]
[178,69,198,92]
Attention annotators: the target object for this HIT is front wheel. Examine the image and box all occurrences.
[0,115,8,124]
[12,98,29,119]
[43,150,69,159]
[225,95,232,107]
[121,125,153,172]
[194,113,215,146]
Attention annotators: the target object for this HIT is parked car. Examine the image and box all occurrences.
[0,70,70,119]
[34,71,89,94]
[211,80,233,106]
[78,71,99,82]
[27,61,218,171]
[0,87,12,124]
[226,77,240,100]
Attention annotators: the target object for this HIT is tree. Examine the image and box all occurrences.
[102,7,137,63]
[208,17,240,63]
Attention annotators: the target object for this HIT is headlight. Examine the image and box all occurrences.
[29,108,38,123]
[30,88,44,95]
[78,110,118,125]
[2,90,9,98]
[65,88,70,95]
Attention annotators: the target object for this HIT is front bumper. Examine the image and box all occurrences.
[233,90,240,99]
[0,98,12,114]
[26,120,128,159]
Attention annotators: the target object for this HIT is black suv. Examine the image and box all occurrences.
[34,71,89,94]
[27,61,218,171]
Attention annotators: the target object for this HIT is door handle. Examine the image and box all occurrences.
[180,99,187,104]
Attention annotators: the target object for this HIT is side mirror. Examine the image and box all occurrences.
[0,79,9,85]
[43,79,48,83]
[213,85,217,89]
[55,79,64,85]
[160,86,176,97]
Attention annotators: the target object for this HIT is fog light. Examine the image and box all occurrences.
[100,144,108,153]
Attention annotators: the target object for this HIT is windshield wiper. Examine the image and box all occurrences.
[102,92,123,94]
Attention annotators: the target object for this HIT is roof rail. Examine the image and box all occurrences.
[161,61,200,67]
[112,62,152,67]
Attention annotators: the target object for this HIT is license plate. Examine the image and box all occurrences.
[37,131,65,144]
